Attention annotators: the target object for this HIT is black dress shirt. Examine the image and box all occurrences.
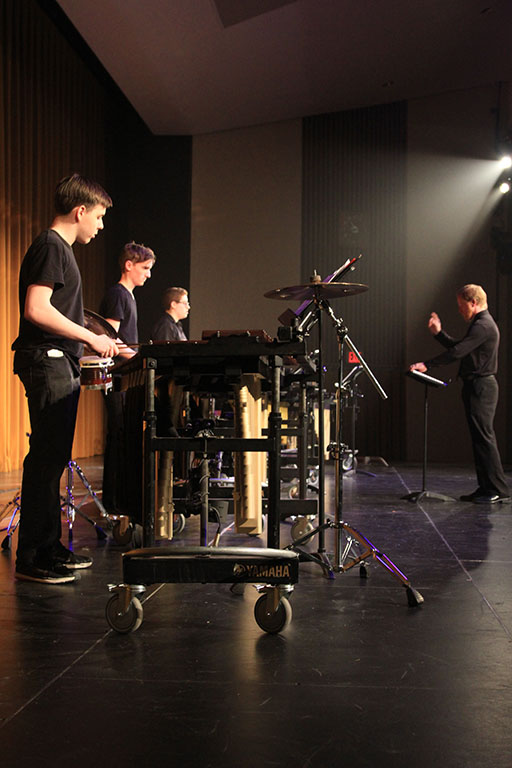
[425,309,500,380]
[151,312,187,342]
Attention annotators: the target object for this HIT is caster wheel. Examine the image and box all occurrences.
[106,594,143,633]
[173,513,186,535]
[291,518,314,541]
[230,582,246,595]
[342,453,357,472]
[359,563,369,579]
[2,535,11,550]
[112,520,133,546]
[254,595,292,634]
[308,469,319,485]
[288,484,299,499]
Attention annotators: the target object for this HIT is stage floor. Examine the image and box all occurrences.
[1,458,511,767]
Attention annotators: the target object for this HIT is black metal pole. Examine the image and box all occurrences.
[298,381,308,499]
[422,384,428,493]
[317,308,325,553]
[267,355,282,549]
[143,360,157,547]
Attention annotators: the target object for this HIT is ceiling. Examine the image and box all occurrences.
[56,0,512,136]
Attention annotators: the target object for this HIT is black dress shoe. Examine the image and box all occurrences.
[460,490,482,502]
[472,494,501,504]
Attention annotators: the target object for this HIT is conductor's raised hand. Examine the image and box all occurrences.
[428,312,441,335]
[409,362,427,373]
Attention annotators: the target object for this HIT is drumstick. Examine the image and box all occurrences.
[115,341,187,348]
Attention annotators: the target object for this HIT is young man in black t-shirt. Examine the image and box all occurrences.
[100,242,155,348]
[99,242,155,513]
[12,174,118,584]
[151,286,189,342]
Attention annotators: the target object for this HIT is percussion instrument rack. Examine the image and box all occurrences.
[106,334,309,634]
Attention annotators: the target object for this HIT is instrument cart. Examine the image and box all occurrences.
[106,335,309,634]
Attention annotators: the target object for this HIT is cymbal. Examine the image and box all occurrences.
[84,308,118,339]
[264,282,368,301]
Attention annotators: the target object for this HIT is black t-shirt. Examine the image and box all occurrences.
[12,229,84,362]
[151,312,187,342]
[99,283,138,344]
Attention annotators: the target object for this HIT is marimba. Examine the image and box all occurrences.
[106,332,311,634]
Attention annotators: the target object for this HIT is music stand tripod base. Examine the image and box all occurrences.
[402,489,455,502]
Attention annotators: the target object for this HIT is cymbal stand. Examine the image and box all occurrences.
[288,299,424,606]
[291,301,334,575]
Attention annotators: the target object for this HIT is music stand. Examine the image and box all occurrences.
[403,370,455,503]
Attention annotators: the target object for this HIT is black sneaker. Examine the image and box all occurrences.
[53,549,93,570]
[15,563,76,584]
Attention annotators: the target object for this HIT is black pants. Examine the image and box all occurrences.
[16,352,80,567]
[461,375,509,496]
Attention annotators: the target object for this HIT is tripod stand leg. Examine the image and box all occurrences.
[64,461,120,540]
[62,499,108,540]
[285,521,336,579]
[1,495,21,550]
[337,522,424,607]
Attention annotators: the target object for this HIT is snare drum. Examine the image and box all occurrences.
[79,356,114,391]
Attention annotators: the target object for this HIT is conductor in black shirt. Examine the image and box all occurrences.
[410,284,509,504]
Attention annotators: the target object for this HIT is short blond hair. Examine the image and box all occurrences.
[457,284,487,305]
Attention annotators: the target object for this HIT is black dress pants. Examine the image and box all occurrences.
[461,375,509,497]
[16,352,80,567]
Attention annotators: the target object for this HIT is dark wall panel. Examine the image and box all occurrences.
[302,104,407,461]
[104,130,192,343]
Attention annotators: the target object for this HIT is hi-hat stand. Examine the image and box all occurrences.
[288,287,424,607]
[1,460,110,549]
[63,460,111,540]
[64,460,133,543]
[1,493,21,550]
[0,461,131,549]
[402,370,455,503]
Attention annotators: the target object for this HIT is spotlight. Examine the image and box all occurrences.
[499,155,512,169]
[499,180,511,194]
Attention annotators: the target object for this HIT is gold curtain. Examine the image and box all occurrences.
[1,0,110,472]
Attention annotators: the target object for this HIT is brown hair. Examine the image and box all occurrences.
[54,173,112,214]
[162,287,187,310]
[119,242,156,271]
